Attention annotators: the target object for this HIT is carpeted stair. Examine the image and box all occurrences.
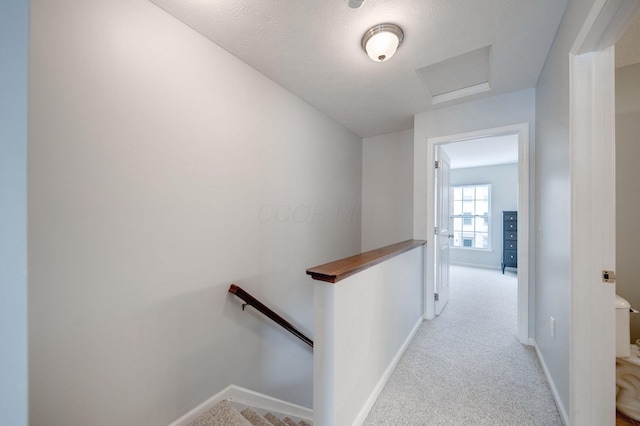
[187,400,312,426]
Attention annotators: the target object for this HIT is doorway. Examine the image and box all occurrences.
[425,123,530,345]
[569,1,640,423]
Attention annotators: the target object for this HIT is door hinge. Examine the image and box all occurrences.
[434,293,439,301]
[602,270,616,283]
[434,226,439,235]
[435,160,439,169]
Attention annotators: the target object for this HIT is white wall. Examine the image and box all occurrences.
[413,88,536,330]
[616,62,640,342]
[0,1,29,425]
[534,0,596,415]
[362,129,414,251]
[414,89,535,240]
[449,164,518,269]
[28,0,362,425]
[313,246,424,426]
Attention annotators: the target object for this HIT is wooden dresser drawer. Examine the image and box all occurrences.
[504,212,517,222]
[504,231,517,241]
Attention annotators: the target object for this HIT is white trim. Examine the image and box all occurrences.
[449,260,501,271]
[421,244,428,319]
[431,82,491,105]
[351,317,424,426]
[568,1,640,424]
[569,46,616,426]
[532,340,569,425]
[572,0,640,55]
[516,124,530,345]
[425,123,530,345]
[449,182,493,251]
[168,385,233,426]
[168,385,313,426]
[450,247,494,252]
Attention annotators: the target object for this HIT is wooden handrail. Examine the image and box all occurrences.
[307,239,426,283]
[228,284,313,349]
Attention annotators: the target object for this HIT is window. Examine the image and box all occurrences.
[451,184,490,249]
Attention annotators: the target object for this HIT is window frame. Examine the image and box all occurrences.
[450,183,491,251]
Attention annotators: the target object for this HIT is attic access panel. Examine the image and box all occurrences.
[416,45,492,104]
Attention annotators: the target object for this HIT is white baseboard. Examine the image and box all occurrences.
[168,385,233,426]
[168,384,313,426]
[351,316,424,426]
[450,261,501,271]
[532,340,569,426]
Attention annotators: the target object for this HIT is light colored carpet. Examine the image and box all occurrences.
[241,408,273,426]
[188,400,252,426]
[363,265,563,426]
[188,401,312,426]
[264,412,288,426]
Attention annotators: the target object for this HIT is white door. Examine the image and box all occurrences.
[434,147,451,315]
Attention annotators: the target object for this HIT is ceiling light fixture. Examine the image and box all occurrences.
[361,23,404,62]
[347,0,365,8]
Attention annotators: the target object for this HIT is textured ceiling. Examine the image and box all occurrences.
[442,135,518,170]
[148,0,568,138]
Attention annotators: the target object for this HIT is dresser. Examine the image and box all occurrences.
[502,211,517,274]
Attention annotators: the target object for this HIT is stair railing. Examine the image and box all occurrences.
[228,284,313,349]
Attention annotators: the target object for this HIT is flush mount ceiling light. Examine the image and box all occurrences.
[347,0,366,8]
[361,23,404,62]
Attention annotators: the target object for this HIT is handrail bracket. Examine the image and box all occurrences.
[228,284,313,349]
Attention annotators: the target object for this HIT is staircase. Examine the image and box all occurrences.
[187,400,312,426]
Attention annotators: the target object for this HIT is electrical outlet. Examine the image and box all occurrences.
[550,316,556,338]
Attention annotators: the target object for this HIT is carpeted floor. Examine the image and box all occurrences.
[363,265,563,425]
